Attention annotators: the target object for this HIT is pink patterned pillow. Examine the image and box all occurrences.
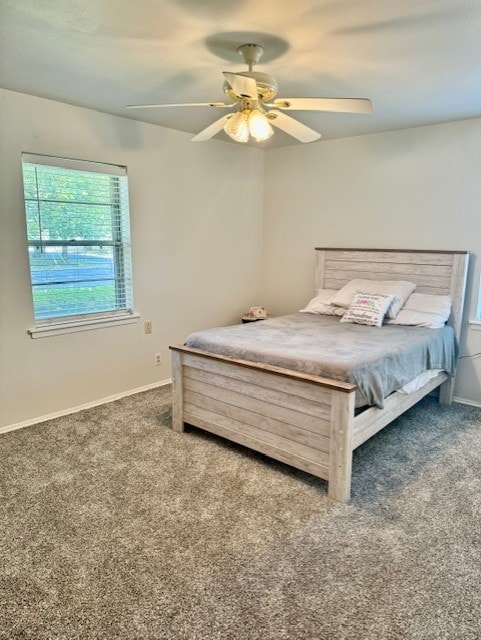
[340,292,394,327]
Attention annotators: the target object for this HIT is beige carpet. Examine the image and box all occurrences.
[1,387,481,639]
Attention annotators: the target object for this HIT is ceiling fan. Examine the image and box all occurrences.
[126,43,373,144]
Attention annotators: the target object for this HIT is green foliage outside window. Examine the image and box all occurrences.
[22,157,132,322]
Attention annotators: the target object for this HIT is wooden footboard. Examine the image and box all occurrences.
[171,345,356,502]
[169,248,468,503]
[170,346,451,502]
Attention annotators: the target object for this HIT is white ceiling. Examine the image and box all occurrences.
[2,0,481,148]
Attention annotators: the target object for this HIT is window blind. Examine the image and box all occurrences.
[22,154,134,322]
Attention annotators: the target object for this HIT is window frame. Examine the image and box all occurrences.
[22,153,138,338]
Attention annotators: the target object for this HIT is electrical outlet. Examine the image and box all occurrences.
[144,321,152,334]
[155,352,162,366]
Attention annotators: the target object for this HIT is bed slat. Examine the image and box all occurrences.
[352,372,448,449]
[184,405,329,466]
[324,260,452,278]
[184,377,330,435]
[182,352,334,405]
[321,250,456,265]
[185,389,331,452]
[184,366,331,420]
[315,249,461,294]
[186,405,331,463]
[323,270,451,289]
[323,278,450,296]
[183,410,330,480]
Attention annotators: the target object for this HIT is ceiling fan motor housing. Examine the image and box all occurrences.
[223,71,279,102]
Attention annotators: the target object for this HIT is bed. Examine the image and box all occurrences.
[169,249,469,502]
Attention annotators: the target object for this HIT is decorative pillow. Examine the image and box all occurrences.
[340,292,395,327]
[386,293,452,329]
[299,289,346,317]
[332,279,416,319]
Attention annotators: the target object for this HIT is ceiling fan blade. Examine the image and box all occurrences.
[267,111,321,143]
[126,102,232,109]
[268,97,373,114]
[223,72,258,99]
[191,114,232,142]
[334,7,461,37]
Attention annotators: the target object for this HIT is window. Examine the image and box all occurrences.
[476,280,481,325]
[22,154,137,336]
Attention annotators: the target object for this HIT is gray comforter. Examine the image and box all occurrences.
[184,313,457,408]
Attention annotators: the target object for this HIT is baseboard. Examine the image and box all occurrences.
[3,383,476,436]
[0,379,172,435]
[453,396,481,409]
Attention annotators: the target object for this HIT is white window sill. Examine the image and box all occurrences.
[469,320,481,331]
[28,312,140,338]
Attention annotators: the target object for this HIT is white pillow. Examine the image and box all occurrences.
[340,292,395,327]
[299,289,346,317]
[403,293,452,315]
[332,279,416,319]
[386,293,452,329]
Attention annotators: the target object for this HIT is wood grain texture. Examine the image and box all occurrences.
[170,248,469,503]
[185,404,330,467]
[352,372,448,449]
[181,354,336,405]
[171,345,355,393]
[184,389,331,450]
[183,412,330,480]
[315,249,469,341]
[184,366,332,421]
[328,390,355,503]
[183,376,329,434]
[171,349,185,432]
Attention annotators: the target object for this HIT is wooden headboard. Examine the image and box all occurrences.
[314,248,469,342]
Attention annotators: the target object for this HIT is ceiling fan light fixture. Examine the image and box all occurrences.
[127,42,372,144]
[224,110,249,143]
[248,109,274,142]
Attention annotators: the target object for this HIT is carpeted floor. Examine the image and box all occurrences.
[1,387,481,639]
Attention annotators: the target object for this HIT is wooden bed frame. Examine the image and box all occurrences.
[170,249,469,503]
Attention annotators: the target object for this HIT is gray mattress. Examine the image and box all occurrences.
[184,313,457,408]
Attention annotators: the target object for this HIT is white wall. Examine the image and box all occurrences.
[3,89,481,428]
[262,119,481,405]
[0,89,264,429]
